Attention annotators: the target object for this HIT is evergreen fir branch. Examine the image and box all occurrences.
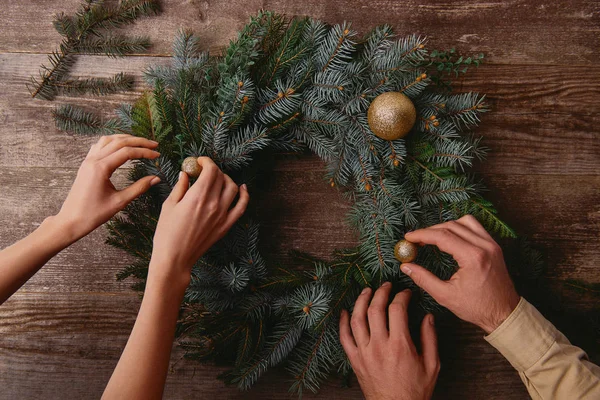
[74,35,151,56]
[287,324,338,396]
[315,22,357,72]
[290,284,332,329]
[230,323,303,390]
[443,92,488,130]
[463,197,517,238]
[220,262,251,292]
[53,73,134,96]
[53,104,124,134]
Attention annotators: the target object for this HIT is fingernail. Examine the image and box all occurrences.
[179,171,185,180]
[361,287,371,295]
[240,183,247,190]
[381,282,391,287]
[150,176,161,186]
[400,264,412,276]
[150,140,159,145]
[429,314,435,326]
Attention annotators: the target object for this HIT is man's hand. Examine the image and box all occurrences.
[340,283,440,400]
[401,215,520,334]
[149,157,249,291]
[55,134,161,241]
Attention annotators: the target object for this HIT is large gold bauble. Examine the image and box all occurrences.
[181,156,202,178]
[394,239,418,263]
[367,92,416,140]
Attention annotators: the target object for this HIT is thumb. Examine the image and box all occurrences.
[118,175,160,205]
[400,262,449,301]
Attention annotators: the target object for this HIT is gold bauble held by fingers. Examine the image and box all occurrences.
[367,92,416,140]
[181,156,201,178]
[394,239,418,263]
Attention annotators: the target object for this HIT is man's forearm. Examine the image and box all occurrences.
[0,215,79,304]
[485,298,600,399]
[102,268,186,400]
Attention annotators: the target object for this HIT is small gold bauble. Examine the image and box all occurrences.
[181,156,201,178]
[367,92,417,141]
[394,239,418,263]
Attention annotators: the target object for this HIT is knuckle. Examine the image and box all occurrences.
[205,201,219,216]
[471,248,487,263]
[488,243,503,257]
[460,214,475,223]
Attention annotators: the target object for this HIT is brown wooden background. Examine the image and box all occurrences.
[1,1,599,399]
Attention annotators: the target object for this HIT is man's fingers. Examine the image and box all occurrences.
[98,136,159,158]
[430,220,488,249]
[116,175,160,207]
[388,289,412,341]
[339,309,359,361]
[103,147,160,172]
[400,263,451,303]
[367,282,392,339]
[350,287,372,347]
[456,215,493,240]
[420,314,440,375]
[168,171,190,204]
[404,228,471,260]
[221,184,249,231]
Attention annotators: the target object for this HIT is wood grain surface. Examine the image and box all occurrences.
[0,1,598,399]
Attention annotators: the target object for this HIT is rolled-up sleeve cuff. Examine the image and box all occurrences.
[484,297,557,372]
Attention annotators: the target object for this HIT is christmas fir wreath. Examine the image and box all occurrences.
[45,6,543,396]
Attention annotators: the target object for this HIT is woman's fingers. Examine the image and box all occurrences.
[188,157,221,201]
[97,136,159,159]
[167,171,190,204]
[103,147,160,172]
[367,282,392,340]
[350,287,372,347]
[116,175,161,207]
[221,184,249,231]
[219,173,239,210]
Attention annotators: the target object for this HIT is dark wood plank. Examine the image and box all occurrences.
[1,0,599,65]
[0,292,533,400]
[0,53,598,174]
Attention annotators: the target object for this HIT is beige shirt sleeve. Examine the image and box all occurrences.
[484,297,600,399]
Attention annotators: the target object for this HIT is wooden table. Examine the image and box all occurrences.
[0,1,598,399]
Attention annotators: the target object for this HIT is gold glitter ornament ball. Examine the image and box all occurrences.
[367,92,416,140]
[394,239,418,263]
[181,156,202,178]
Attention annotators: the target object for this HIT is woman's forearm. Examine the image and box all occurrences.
[0,215,79,304]
[102,265,187,400]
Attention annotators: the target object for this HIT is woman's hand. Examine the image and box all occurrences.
[148,157,249,290]
[55,134,161,241]
[401,215,520,334]
[340,283,440,400]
